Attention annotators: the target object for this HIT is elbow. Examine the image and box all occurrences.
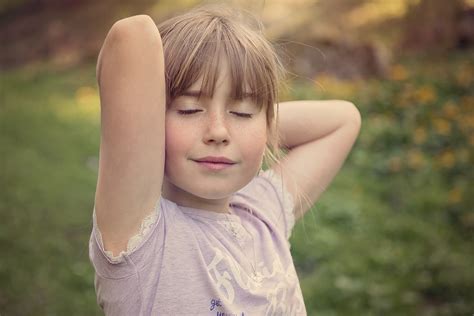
[113,14,156,29]
[340,102,362,139]
[350,103,362,127]
[97,14,164,85]
[336,100,362,127]
[110,15,162,45]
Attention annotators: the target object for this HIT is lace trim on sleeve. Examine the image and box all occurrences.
[93,199,160,263]
[258,168,296,239]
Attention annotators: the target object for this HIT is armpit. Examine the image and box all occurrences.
[92,202,160,263]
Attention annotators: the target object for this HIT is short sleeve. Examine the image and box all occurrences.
[89,197,162,278]
[232,168,296,240]
[258,168,296,238]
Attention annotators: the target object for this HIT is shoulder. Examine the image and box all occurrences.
[230,169,296,239]
[234,169,294,207]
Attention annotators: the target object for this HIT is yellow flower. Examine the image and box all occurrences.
[413,127,427,144]
[432,118,451,135]
[442,101,459,119]
[455,66,473,88]
[460,96,474,110]
[448,187,462,204]
[437,150,456,168]
[407,149,425,169]
[467,115,474,128]
[390,64,409,81]
[314,74,358,98]
[415,85,437,104]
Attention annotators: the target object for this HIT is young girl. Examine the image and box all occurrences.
[89,5,361,315]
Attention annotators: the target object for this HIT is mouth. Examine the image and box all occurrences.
[192,158,236,171]
[193,156,236,164]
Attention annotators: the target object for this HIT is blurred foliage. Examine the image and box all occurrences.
[0,63,102,315]
[289,49,474,315]
[400,0,467,52]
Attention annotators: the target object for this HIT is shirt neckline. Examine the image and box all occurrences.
[166,198,241,222]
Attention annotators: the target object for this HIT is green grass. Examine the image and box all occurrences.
[1,49,473,315]
[1,63,102,315]
[289,49,474,315]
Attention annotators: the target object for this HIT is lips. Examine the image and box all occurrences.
[193,156,236,164]
[193,156,236,171]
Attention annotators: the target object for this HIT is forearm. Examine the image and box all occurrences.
[276,100,361,149]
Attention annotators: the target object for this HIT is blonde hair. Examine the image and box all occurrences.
[157,4,285,169]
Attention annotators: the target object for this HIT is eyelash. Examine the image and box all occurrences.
[177,109,253,118]
[177,109,201,115]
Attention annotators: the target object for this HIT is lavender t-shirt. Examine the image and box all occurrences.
[89,169,307,315]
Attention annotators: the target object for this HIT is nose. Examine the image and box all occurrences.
[203,111,230,145]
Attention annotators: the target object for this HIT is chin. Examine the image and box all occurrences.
[190,186,235,200]
[165,162,258,199]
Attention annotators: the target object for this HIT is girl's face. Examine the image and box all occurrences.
[162,57,268,212]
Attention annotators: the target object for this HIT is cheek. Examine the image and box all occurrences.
[236,121,267,158]
[165,119,192,156]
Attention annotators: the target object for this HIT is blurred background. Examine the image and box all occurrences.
[1,0,473,315]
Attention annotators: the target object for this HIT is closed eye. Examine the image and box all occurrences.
[178,109,253,118]
[230,112,253,118]
[177,109,202,115]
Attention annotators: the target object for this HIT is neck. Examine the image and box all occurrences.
[161,179,232,214]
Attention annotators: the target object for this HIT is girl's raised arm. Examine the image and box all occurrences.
[274,100,361,221]
[93,15,166,257]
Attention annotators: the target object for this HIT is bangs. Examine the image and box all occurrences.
[157,5,286,170]
[158,10,279,113]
